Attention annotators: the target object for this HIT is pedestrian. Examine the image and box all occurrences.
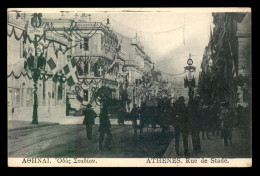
[12,107,15,119]
[220,102,234,146]
[130,104,139,137]
[98,100,112,150]
[190,97,202,154]
[174,96,190,157]
[117,104,125,126]
[213,101,222,136]
[236,104,243,128]
[201,102,211,140]
[139,103,147,135]
[83,104,97,140]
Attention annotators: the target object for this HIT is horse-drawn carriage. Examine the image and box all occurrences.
[131,97,174,135]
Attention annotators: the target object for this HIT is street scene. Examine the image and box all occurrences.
[8,8,251,160]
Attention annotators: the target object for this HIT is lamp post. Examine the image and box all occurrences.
[28,13,67,124]
[26,13,44,124]
[184,53,196,102]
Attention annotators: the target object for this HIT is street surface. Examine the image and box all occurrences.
[8,122,173,158]
[8,119,251,158]
[164,129,251,158]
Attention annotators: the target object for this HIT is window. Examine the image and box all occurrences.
[52,82,56,106]
[84,37,89,51]
[26,88,33,107]
[62,84,66,105]
[58,82,63,100]
[101,34,104,51]
[84,61,89,74]
[14,88,20,108]
[83,90,89,102]
[21,88,25,107]
[43,79,46,100]
[38,83,42,106]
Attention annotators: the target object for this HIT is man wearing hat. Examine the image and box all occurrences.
[83,104,97,140]
[190,96,202,154]
[98,100,112,150]
[220,102,233,146]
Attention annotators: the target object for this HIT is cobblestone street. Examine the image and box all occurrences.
[8,121,173,158]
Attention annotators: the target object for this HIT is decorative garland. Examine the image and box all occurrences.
[7,70,32,80]
[7,18,120,88]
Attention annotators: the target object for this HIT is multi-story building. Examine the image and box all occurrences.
[8,12,72,122]
[42,14,125,115]
[198,12,251,108]
[115,32,153,111]
[8,12,160,121]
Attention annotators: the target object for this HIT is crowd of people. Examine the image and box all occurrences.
[129,96,241,157]
[82,95,249,155]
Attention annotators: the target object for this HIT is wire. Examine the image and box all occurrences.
[110,17,185,35]
[154,68,186,76]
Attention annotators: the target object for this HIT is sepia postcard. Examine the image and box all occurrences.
[7,8,252,167]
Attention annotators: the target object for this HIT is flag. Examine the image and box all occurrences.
[76,64,84,76]
[16,12,21,19]
[76,94,83,103]
[47,57,57,71]
[227,13,247,23]
[94,62,104,77]
[232,59,237,78]
[63,57,78,87]
[84,60,89,74]
[135,79,142,86]
[106,39,122,73]
[52,72,58,83]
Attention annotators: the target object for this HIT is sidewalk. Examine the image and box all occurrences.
[8,117,133,131]
[59,116,133,125]
[163,129,251,158]
[8,120,60,132]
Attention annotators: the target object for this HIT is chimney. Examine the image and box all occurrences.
[106,16,110,29]
[88,14,91,22]
[81,13,88,21]
[61,11,65,19]
[74,13,79,22]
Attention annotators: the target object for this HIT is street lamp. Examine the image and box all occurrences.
[184,53,196,102]
[26,13,45,124]
[27,13,67,124]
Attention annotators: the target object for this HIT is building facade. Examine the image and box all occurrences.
[198,12,251,109]
[8,12,72,122]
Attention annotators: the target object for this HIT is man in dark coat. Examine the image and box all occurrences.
[139,103,147,134]
[211,101,221,136]
[190,97,202,154]
[174,96,191,157]
[117,104,125,126]
[201,103,211,140]
[98,101,112,150]
[220,102,234,146]
[130,104,139,137]
[83,104,97,140]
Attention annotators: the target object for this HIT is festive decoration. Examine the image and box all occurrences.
[63,57,78,87]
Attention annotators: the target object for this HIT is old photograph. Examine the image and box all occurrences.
[7,8,252,167]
